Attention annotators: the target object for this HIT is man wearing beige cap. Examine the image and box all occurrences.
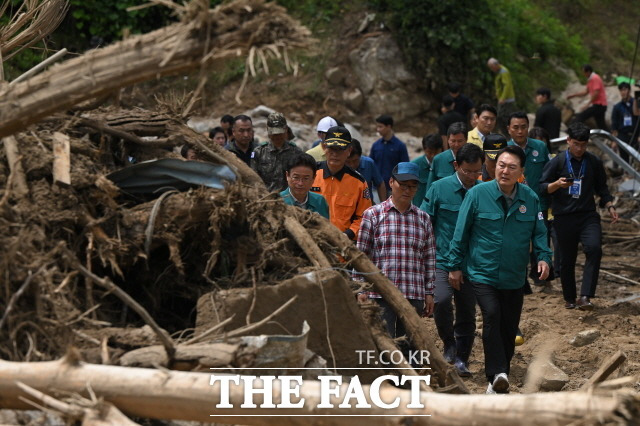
[251,112,302,192]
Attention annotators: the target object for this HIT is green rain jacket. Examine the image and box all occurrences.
[426,149,456,190]
[280,189,330,219]
[411,154,432,206]
[421,173,478,271]
[445,180,552,289]
[507,138,550,211]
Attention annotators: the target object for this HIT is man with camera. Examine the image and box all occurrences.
[540,122,618,311]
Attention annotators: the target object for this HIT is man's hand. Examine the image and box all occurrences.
[448,270,462,290]
[537,261,550,280]
[357,293,368,303]
[557,177,574,188]
[424,295,434,317]
[609,206,619,224]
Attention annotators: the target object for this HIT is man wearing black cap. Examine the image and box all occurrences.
[356,162,436,361]
[311,126,372,240]
[482,134,508,181]
[251,112,302,192]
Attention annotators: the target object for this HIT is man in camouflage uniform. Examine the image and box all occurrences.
[251,112,303,192]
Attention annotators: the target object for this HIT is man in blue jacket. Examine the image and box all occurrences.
[370,114,409,194]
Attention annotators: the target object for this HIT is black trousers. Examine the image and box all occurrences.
[616,130,634,163]
[433,268,476,347]
[576,104,608,131]
[375,298,423,359]
[472,282,524,383]
[553,211,602,302]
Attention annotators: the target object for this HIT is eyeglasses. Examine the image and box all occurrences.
[398,183,418,191]
[458,168,482,176]
[289,176,313,183]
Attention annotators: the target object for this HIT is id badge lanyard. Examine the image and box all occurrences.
[565,150,586,198]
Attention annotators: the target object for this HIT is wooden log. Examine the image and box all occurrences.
[581,350,627,390]
[284,216,332,268]
[2,135,28,197]
[0,0,311,138]
[52,131,71,185]
[16,381,140,426]
[0,358,634,425]
[311,214,462,391]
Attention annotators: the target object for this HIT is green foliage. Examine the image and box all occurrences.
[275,0,344,29]
[369,0,589,108]
[58,1,182,51]
[3,47,48,81]
[209,57,246,87]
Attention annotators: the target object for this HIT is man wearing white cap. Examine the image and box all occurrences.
[307,116,338,161]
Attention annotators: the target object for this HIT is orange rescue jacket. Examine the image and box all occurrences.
[311,162,372,240]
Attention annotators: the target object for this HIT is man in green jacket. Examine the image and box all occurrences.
[425,122,467,189]
[507,111,552,286]
[411,133,443,206]
[447,145,551,394]
[280,153,330,219]
[488,58,516,135]
[421,143,484,377]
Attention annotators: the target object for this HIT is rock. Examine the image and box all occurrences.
[343,88,364,110]
[348,34,430,121]
[250,105,276,118]
[325,67,345,85]
[570,329,601,347]
[538,361,569,391]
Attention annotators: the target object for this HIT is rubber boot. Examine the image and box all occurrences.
[443,341,456,364]
[453,336,474,377]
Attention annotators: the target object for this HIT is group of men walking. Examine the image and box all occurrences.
[210,59,627,394]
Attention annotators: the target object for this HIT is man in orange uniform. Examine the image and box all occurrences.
[311,126,372,240]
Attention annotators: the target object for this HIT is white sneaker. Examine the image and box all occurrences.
[492,373,509,393]
[486,383,496,394]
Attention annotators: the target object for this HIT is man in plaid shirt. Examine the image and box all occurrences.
[356,162,436,358]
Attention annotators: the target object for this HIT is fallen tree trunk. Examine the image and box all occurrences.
[0,0,311,138]
[0,358,636,425]
[284,216,332,268]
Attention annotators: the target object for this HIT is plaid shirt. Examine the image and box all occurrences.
[355,197,436,299]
